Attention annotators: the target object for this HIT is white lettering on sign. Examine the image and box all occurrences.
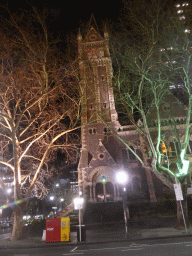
[174,183,183,201]
[47,228,54,231]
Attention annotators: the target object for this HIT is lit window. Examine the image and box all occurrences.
[167,47,173,50]
[182,2,189,6]
[177,10,183,13]
[176,4,180,7]
[160,48,165,51]
[185,29,190,33]
[179,16,186,20]
[172,61,176,64]
[161,143,167,154]
[169,85,176,89]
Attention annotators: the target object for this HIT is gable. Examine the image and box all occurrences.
[146,91,188,124]
[88,139,116,167]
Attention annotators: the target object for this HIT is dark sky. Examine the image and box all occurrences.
[5,0,123,38]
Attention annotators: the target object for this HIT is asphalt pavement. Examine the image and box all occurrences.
[1,218,192,250]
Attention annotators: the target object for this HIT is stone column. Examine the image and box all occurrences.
[116,184,121,201]
[90,185,93,201]
[93,183,96,202]
[86,182,93,202]
[114,184,117,201]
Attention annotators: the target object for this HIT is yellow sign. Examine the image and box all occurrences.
[61,217,70,242]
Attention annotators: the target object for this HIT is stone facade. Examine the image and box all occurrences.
[77,25,157,203]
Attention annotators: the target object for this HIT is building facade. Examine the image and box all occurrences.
[77,24,157,203]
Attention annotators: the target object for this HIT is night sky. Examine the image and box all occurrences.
[4,0,123,42]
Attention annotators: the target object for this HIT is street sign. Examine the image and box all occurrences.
[187,185,192,195]
[74,198,84,210]
[174,183,184,201]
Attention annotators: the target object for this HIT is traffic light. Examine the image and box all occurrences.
[101,175,106,184]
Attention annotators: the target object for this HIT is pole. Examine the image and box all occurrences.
[123,199,128,237]
[174,178,187,233]
[103,183,106,202]
[79,208,81,242]
[179,200,188,233]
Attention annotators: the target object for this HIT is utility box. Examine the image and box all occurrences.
[46,218,61,242]
[46,217,70,242]
[61,217,70,242]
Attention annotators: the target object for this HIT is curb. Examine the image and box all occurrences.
[1,232,192,250]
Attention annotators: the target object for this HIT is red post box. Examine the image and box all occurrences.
[46,218,61,242]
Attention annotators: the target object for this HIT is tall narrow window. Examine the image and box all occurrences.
[128,146,136,160]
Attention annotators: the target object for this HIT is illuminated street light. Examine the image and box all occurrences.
[50,196,54,201]
[6,188,12,194]
[74,196,84,242]
[116,171,128,184]
[60,198,64,202]
[116,171,128,237]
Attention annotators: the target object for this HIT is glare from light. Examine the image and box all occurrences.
[116,171,128,184]
[50,196,54,201]
[6,188,12,194]
[185,29,190,33]
[60,198,64,202]
[56,183,59,187]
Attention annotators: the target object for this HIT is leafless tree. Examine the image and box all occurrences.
[0,5,81,240]
[109,0,192,227]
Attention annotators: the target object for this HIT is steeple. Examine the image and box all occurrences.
[78,16,119,127]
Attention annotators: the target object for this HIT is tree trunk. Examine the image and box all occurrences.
[11,204,25,240]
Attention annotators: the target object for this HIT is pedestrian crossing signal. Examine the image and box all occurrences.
[101,175,106,183]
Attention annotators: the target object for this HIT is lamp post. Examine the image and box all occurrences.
[74,192,84,242]
[116,171,128,237]
[101,175,107,202]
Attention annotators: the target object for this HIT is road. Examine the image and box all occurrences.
[1,236,192,256]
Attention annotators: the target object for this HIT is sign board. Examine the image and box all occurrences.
[174,183,183,201]
[187,185,192,195]
[74,198,84,210]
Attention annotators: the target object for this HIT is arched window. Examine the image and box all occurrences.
[132,177,141,193]
[105,182,114,201]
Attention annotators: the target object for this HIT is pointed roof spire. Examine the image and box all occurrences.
[88,13,100,33]
[77,28,82,42]
[84,14,103,43]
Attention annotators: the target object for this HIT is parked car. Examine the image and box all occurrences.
[0,221,9,228]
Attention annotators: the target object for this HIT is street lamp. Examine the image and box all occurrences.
[74,197,84,242]
[6,188,12,194]
[50,196,54,201]
[116,171,128,237]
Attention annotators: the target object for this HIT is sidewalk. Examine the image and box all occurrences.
[1,224,192,249]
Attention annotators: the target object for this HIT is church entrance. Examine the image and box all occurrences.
[95,182,114,202]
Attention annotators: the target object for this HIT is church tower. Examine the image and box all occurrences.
[77,25,119,126]
[77,21,122,201]
[77,18,156,205]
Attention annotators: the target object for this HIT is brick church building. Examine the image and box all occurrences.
[77,21,189,206]
[77,23,158,205]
